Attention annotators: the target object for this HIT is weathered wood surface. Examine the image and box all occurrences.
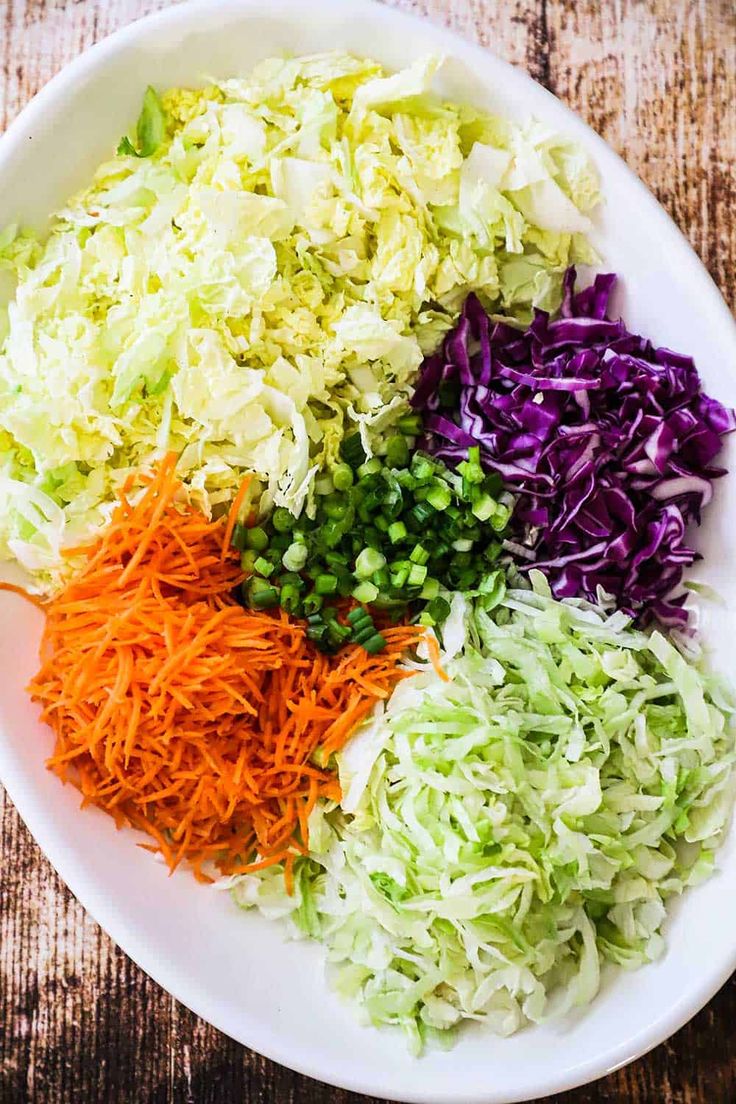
[1,1,735,1101]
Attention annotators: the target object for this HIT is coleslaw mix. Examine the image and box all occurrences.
[1,53,734,1054]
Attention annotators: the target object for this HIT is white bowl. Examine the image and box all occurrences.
[1,2,736,1101]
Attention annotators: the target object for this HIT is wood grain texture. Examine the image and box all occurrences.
[1,1,735,1101]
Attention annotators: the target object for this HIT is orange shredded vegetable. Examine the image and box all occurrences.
[26,454,423,881]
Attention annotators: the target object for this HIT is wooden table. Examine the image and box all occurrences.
[1,1,735,1101]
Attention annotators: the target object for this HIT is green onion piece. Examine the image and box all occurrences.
[340,432,367,469]
[387,520,408,544]
[271,507,295,533]
[282,541,308,572]
[396,413,422,436]
[362,632,387,654]
[471,493,496,522]
[324,550,349,570]
[314,574,338,596]
[254,555,275,577]
[333,463,354,491]
[251,587,280,609]
[452,538,474,552]
[390,565,410,588]
[372,566,391,590]
[352,581,379,604]
[355,547,387,579]
[409,501,434,526]
[323,494,349,520]
[240,550,258,574]
[409,543,430,565]
[408,563,428,587]
[419,576,440,599]
[426,481,452,511]
[231,523,249,551]
[353,623,379,644]
[304,593,324,615]
[491,504,512,532]
[280,584,303,615]
[357,457,382,479]
[410,453,435,482]
[347,607,371,625]
[385,435,410,469]
[458,446,484,487]
[426,596,451,623]
[246,578,279,608]
[245,526,269,551]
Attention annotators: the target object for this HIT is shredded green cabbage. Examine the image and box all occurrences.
[0,53,598,589]
[233,578,736,1051]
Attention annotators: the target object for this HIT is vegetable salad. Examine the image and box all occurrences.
[0,53,733,1054]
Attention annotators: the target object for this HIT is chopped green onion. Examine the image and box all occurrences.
[231,523,249,552]
[391,564,410,588]
[245,526,269,552]
[388,520,408,544]
[361,632,387,654]
[352,581,379,603]
[357,458,382,479]
[315,573,338,596]
[340,432,367,469]
[409,543,429,565]
[272,507,295,533]
[408,563,427,587]
[396,413,422,436]
[355,547,386,579]
[282,541,308,572]
[385,435,410,468]
[240,550,258,574]
[426,481,451,511]
[409,501,434,526]
[323,495,348,520]
[426,596,451,623]
[332,463,354,491]
[410,454,435,482]
[304,593,323,615]
[254,555,275,577]
[280,583,303,615]
[471,493,496,522]
[491,504,511,532]
[419,576,440,599]
[251,587,280,609]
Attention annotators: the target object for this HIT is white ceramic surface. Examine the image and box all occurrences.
[1,3,736,1102]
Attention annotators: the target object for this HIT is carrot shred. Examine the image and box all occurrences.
[221,473,252,560]
[426,632,450,682]
[28,455,423,880]
[0,581,46,611]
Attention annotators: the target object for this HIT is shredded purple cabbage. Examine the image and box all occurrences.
[412,268,736,625]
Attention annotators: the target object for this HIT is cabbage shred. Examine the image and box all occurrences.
[0,53,598,589]
[233,579,736,1051]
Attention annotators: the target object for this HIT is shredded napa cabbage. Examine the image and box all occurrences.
[0,53,598,589]
[232,578,736,1051]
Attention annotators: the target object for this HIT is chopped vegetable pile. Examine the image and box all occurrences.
[0,53,734,1057]
[30,455,422,879]
[236,580,736,1049]
[411,270,735,626]
[233,439,512,646]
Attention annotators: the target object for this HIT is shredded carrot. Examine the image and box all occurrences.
[0,581,46,611]
[220,474,252,560]
[27,455,423,882]
[426,633,450,682]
